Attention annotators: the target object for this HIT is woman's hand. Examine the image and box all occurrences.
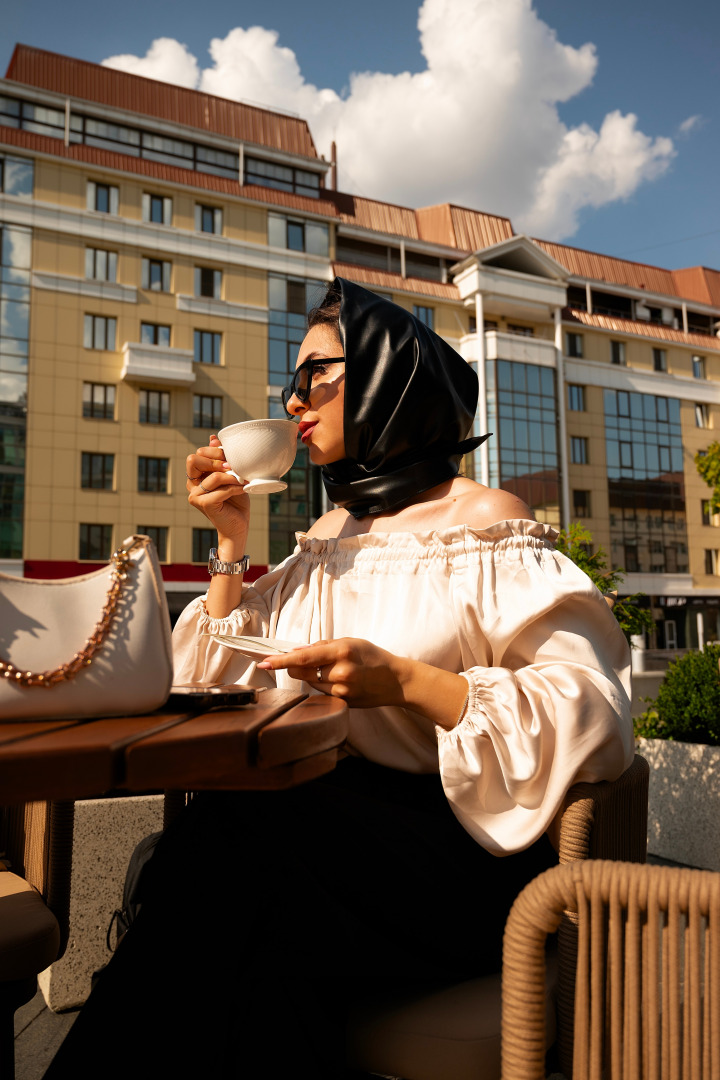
[257,638,469,728]
[186,435,250,548]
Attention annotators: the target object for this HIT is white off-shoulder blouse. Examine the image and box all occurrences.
[172,520,634,854]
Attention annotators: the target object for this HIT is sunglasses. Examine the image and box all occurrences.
[281,357,345,415]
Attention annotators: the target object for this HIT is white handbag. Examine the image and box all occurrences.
[0,535,173,721]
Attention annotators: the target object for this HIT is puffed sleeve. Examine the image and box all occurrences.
[171,558,293,686]
[437,523,635,855]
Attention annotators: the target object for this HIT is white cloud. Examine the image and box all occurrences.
[100,0,676,240]
[102,38,200,89]
[679,114,702,136]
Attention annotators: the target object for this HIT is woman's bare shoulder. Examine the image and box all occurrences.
[451,479,535,530]
[304,507,353,539]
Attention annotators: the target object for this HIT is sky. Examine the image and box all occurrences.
[2,0,718,271]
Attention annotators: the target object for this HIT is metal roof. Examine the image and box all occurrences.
[416,204,513,252]
[334,193,420,238]
[332,262,461,301]
[567,308,720,352]
[671,266,720,308]
[5,44,319,159]
[536,239,678,296]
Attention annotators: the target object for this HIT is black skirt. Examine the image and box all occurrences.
[45,757,555,1079]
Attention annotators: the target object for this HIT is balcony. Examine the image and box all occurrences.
[484,331,557,367]
[121,342,195,387]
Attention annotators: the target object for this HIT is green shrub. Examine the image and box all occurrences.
[634,643,720,746]
[555,522,654,643]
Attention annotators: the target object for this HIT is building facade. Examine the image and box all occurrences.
[2,44,720,642]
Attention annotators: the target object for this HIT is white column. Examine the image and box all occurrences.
[585,282,593,314]
[238,143,244,185]
[682,302,689,334]
[64,98,70,148]
[400,240,406,278]
[475,293,489,486]
[554,306,571,528]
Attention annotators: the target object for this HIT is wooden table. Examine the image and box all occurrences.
[0,689,349,804]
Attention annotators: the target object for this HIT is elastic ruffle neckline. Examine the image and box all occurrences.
[295,518,558,557]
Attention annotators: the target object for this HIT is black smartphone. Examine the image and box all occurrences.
[169,684,259,708]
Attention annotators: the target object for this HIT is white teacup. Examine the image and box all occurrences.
[218,419,298,494]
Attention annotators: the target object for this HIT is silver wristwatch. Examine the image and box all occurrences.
[208,548,250,575]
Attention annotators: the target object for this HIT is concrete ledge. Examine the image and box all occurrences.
[637,737,720,871]
[39,794,164,1012]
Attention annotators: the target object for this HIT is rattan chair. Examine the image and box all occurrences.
[502,859,720,1080]
[345,755,649,1080]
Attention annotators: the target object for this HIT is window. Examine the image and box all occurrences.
[81,452,114,490]
[138,525,168,561]
[194,330,221,365]
[566,332,583,358]
[82,383,115,420]
[573,490,591,518]
[571,437,588,464]
[693,355,707,380]
[194,267,222,299]
[705,549,719,575]
[193,394,222,429]
[83,315,116,351]
[611,341,626,366]
[0,425,25,467]
[0,154,33,197]
[653,348,667,373]
[567,384,586,411]
[137,456,168,493]
[85,248,117,282]
[702,501,714,527]
[193,527,216,563]
[141,257,171,292]
[142,193,172,226]
[413,305,434,330]
[508,324,534,338]
[79,523,112,561]
[267,214,329,257]
[139,389,170,425]
[244,156,320,199]
[695,403,710,429]
[195,205,223,234]
[86,180,119,215]
[140,323,171,347]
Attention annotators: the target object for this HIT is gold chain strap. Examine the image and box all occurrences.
[0,540,142,689]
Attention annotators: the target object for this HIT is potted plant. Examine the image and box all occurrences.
[634,645,720,871]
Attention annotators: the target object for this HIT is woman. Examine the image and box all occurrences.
[48,279,632,1079]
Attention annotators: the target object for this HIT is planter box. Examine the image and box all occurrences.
[38,794,164,1011]
[637,737,720,871]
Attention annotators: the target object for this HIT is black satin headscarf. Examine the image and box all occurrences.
[320,277,490,518]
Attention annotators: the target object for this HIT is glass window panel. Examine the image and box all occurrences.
[659,446,671,472]
[604,389,617,416]
[656,397,668,422]
[268,275,286,310]
[497,361,512,391]
[0,300,29,340]
[630,393,643,420]
[0,371,27,414]
[617,391,629,416]
[525,366,540,397]
[2,157,33,197]
[141,323,155,344]
[196,145,238,170]
[287,280,306,314]
[269,339,288,375]
[643,396,656,422]
[95,185,109,213]
[83,315,93,349]
[305,222,329,257]
[540,367,554,397]
[499,418,515,449]
[671,446,683,472]
[93,319,105,350]
[541,424,556,454]
[2,227,31,270]
[511,364,526,393]
[645,443,659,473]
[668,399,680,424]
[268,215,286,248]
[287,221,304,251]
